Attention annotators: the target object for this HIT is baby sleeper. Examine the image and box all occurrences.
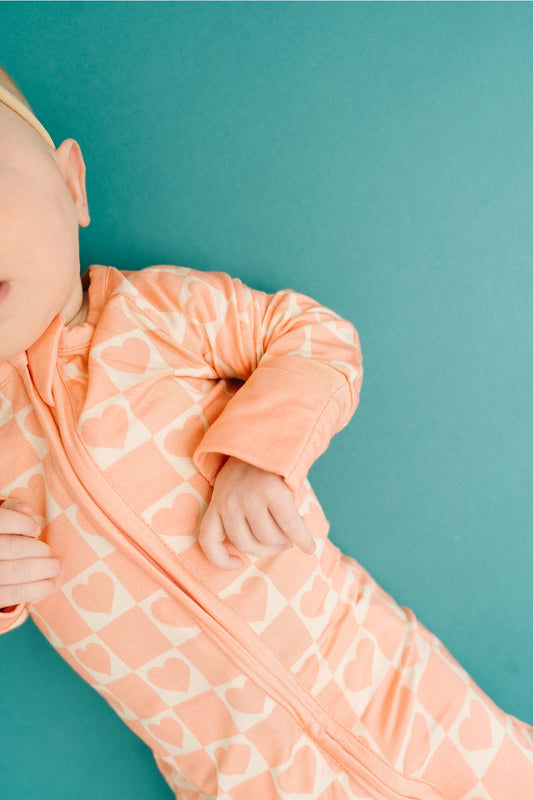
[1,265,531,799]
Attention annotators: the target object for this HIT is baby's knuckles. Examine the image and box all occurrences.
[0,500,62,606]
[0,499,40,535]
[0,554,60,584]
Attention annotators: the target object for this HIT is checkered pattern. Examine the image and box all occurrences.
[1,265,531,799]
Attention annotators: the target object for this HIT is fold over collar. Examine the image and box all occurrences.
[26,315,65,406]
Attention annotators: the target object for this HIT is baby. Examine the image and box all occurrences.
[0,66,532,800]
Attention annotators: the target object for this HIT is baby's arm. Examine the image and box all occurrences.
[198,456,315,569]
[0,499,62,610]
[129,267,363,569]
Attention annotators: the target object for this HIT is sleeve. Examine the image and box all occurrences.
[133,266,363,494]
[0,603,28,632]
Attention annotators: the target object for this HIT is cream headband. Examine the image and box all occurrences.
[0,84,56,149]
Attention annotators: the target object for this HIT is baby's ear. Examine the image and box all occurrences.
[54,138,90,228]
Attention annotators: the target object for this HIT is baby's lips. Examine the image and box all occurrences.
[0,280,10,304]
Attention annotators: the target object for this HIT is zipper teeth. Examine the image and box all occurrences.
[110,525,443,800]
[66,485,443,800]
[22,367,449,800]
[106,520,412,800]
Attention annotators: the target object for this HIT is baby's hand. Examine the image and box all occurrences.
[198,457,316,569]
[0,499,62,608]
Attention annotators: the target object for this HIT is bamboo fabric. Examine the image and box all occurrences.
[0,265,532,799]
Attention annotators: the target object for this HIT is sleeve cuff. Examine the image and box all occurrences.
[0,603,29,634]
[193,357,356,495]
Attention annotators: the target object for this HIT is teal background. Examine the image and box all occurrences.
[1,2,532,797]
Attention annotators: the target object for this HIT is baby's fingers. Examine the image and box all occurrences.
[0,534,52,560]
[198,511,244,571]
[0,555,63,588]
[269,497,316,555]
[0,577,60,608]
[0,502,40,537]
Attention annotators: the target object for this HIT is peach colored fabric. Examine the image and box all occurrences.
[1,264,532,800]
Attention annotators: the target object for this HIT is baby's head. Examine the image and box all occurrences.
[0,66,90,362]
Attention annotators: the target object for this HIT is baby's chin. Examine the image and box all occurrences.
[0,311,51,362]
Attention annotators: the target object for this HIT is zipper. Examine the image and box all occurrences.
[22,367,450,800]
